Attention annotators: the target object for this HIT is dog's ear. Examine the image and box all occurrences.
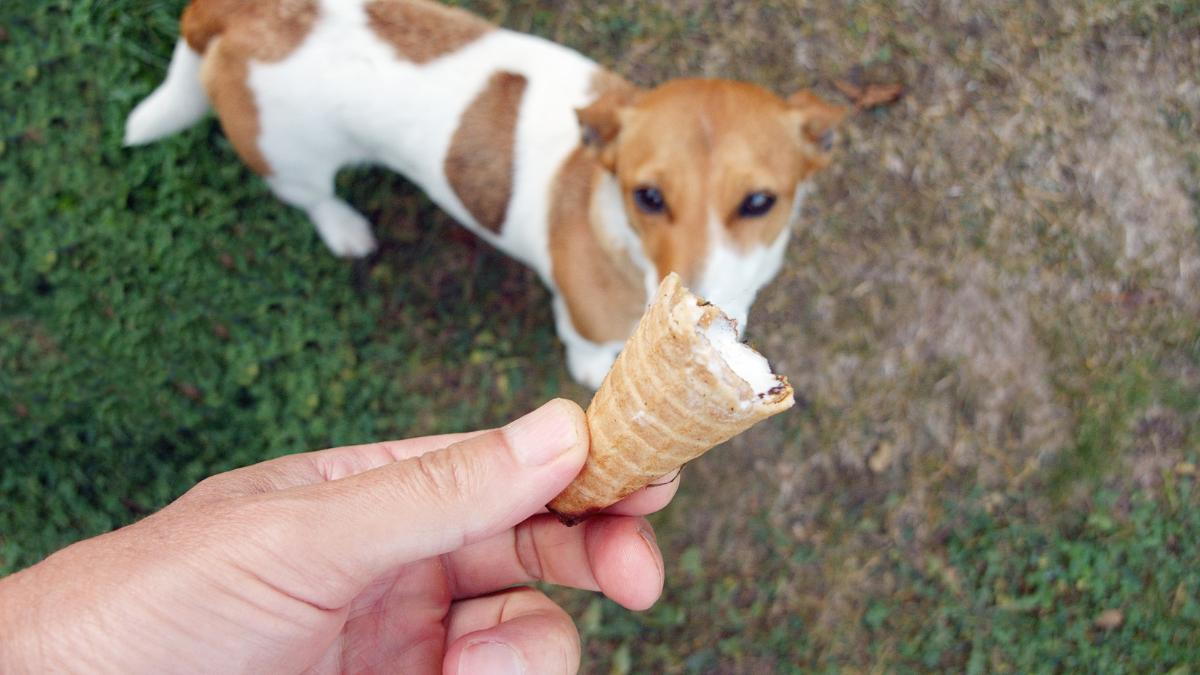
[787,89,849,154]
[576,79,642,171]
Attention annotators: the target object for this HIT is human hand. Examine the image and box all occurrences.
[0,400,677,674]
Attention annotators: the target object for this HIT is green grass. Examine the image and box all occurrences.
[0,0,569,570]
[3,0,1200,671]
[880,491,1200,672]
[562,485,1200,673]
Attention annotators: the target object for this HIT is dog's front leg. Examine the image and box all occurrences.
[550,295,624,389]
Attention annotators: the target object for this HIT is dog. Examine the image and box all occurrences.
[125,0,846,388]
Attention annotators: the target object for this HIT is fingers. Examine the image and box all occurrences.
[601,472,682,516]
[445,514,664,611]
[443,588,580,675]
[301,430,493,481]
[184,430,494,500]
[268,400,590,602]
[191,411,681,518]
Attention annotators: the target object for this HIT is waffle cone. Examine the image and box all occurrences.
[548,273,794,525]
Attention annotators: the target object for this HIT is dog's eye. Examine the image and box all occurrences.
[633,186,667,215]
[738,192,777,218]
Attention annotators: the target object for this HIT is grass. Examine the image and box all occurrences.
[878,489,1200,672]
[3,0,1199,671]
[1,0,569,568]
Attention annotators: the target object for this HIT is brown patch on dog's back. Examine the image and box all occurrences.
[549,149,646,343]
[444,71,527,234]
[182,0,317,58]
[184,0,319,175]
[366,0,493,64]
[181,0,238,52]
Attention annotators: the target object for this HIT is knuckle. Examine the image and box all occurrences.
[181,473,232,501]
[501,586,569,624]
[487,589,581,674]
[513,594,580,673]
[410,448,482,505]
[491,427,522,467]
[179,476,218,501]
[513,520,545,581]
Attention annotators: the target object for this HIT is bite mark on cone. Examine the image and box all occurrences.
[547,273,795,524]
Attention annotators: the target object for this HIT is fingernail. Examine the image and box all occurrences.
[504,400,578,467]
[637,521,658,545]
[637,523,664,578]
[459,641,525,675]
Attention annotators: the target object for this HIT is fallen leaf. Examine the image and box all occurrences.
[868,441,895,473]
[834,79,863,100]
[835,80,905,110]
[1097,289,1166,310]
[1094,609,1124,630]
[857,83,906,109]
[1176,462,1196,476]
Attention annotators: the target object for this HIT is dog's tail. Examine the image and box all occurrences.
[124,38,210,146]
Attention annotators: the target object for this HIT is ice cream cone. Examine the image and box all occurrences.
[547,273,794,525]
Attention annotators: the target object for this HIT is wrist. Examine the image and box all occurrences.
[0,565,50,671]
[0,543,117,673]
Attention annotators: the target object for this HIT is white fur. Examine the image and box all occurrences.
[249,2,598,273]
[592,172,660,300]
[696,184,807,333]
[548,171,662,386]
[124,40,210,146]
[552,295,626,389]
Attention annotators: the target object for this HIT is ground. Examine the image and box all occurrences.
[2,0,1199,671]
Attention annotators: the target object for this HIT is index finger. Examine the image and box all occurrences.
[305,429,493,480]
[188,429,494,499]
[189,422,683,515]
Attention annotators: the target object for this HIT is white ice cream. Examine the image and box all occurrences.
[700,311,782,398]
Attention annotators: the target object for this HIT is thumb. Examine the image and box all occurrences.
[272,399,589,591]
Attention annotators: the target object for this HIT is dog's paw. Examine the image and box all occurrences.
[565,341,621,390]
[325,225,378,258]
[311,201,378,258]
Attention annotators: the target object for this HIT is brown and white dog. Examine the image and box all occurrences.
[125,0,846,388]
